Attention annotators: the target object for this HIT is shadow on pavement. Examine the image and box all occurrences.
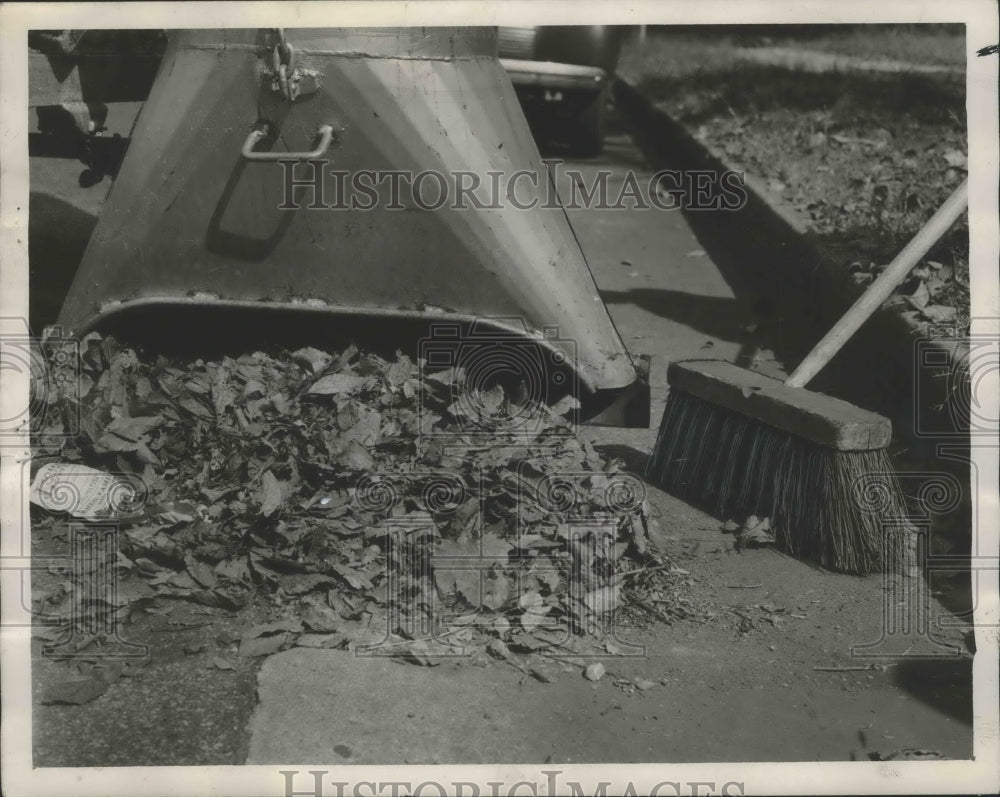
[594,443,650,476]
[892,658,973,726]
[599,288,756,344]
[29,191,98,333]
[611,81,830,371]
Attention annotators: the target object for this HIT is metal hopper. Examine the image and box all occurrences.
[56,27,643,415]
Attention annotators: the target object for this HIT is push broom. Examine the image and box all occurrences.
[646,178,968,574]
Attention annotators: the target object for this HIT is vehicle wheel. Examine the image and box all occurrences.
[571,90,606,157]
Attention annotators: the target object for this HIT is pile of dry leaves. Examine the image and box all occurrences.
[32,334,678,668]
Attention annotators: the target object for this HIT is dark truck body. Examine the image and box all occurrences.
[498,26,626,155]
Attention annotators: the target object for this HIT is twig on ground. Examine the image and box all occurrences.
[617,563,670,579]
[627,595,674,625]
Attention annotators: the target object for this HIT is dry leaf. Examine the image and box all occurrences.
[582,584,620,614]
[920,305,957,323]
[292,347,333,374]
[239,632,290,657]
[259,471,284,517]
[735,516,775,551]
[907,281,930,310]
[547,394,580,416]
[294,633,346,649]
[336,441,375,471]
[300,599,342,633]
[483,569,511,611]
[309,373,372,396]
[42,677,108,705]
[942,149,967,169]
[186,556,218,589]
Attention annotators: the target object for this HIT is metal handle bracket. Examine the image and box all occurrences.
[241,124,335,162]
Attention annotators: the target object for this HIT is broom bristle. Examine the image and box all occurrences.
[646,390,908,574]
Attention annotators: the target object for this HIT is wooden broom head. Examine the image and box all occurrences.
[667,360,892,451]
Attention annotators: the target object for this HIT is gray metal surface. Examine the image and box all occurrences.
[55,27,637,393]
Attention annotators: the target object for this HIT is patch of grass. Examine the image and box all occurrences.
[769,24,966,67]
[619,24,967,78]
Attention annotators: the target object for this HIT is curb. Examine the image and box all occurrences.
[612,77,970,454]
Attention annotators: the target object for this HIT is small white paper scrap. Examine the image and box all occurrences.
[30,463,122,520]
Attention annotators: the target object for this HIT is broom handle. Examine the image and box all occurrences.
[785,177,968,389]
